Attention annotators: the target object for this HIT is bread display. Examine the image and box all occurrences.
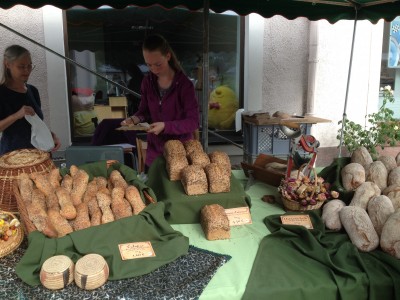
[181,165,208,196]
[204,163,230,193]
[188,151,210,168]
[166,155,189,181]
[16,166,149,237]
[200,204,230,240]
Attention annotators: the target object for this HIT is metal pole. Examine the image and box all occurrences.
[0,21,141,99]
[201,0,210,152]
[338,8,358,157]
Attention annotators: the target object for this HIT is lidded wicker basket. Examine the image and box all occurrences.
[74,253,109,290]
[0,149,55,212]
[40,255,74,290]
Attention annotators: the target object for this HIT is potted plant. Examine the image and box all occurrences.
[337,85,400,159]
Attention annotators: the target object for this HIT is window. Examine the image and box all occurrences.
[66,6,243,142]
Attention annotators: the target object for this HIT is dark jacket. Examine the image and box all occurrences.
[0,84,43,155]
[135,70,199,166]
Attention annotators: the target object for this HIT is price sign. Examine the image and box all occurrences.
[225,207,252,226]
[118,241,156,260]
[280,215,313,229]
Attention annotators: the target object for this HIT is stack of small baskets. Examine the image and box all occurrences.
[278,164,338,211]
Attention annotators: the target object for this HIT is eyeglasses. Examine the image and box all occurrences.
[16,64,35,71]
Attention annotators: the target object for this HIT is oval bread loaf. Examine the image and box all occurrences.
[378,155,397,173]
[341,163,365,191]
[321,199,346,231]
[382,184,400,210]
[380,210,400,258]
[349,181,381,210]
[339,206,379,252]
[365,161,387,190]
[351,146,373,169]
[388,166,400,186]
[367,195,394,236]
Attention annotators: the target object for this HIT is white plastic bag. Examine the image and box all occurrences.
[25,114,55,151]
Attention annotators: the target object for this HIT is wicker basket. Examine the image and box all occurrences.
[74,253,109,290]
[40,255,74,290]
[0,211,24,258]
[279,166,326,211]
[0,149,55,213]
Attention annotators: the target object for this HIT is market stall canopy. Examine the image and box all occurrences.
[1,0,400,23]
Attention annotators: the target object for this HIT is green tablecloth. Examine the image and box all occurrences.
[146,157,251,224]
[242,210,400,300]
[16,202,189,286]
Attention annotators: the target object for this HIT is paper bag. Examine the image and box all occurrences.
[25,114,55,151]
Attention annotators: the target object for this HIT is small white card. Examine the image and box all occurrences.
[225,207,252,226]
[118,241,156,260]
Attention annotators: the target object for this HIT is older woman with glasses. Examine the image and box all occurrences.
[0,44,61,155]
[121,34,199,172]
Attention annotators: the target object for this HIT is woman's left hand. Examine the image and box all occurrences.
[51,132,61,152]
[147,122,165,135]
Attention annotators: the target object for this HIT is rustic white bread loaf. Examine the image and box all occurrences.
[166,155,188,181]
[388,166,400,186]
[367,195,394,236]
[382,184,400,210]
[181,165,208,195]
[188,151,210,168]
[340,206,379,252]
[200,204,230,241]
[204,163,230,193]
[380,210,400,258]
[341,163,365,191]
[321,199,346,231]
[378,155,397,173]
[351,146,373,169]
[349,181,380,210]
[366,160,387,190]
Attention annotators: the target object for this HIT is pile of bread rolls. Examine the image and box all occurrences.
[322,146,400,258]
[163,139,231,195]
[17,166,146,238]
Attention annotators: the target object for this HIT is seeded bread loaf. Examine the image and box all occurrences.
[204,163,231,193]
[181,165,208,195]
[163,140,186,158]
[200,204,230,241]
[188,151,210,168]
[183,139,203,155]
[208,151,231,176]
[166,155,189,181]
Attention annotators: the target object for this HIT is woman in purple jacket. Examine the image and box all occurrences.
[122,34,199,171]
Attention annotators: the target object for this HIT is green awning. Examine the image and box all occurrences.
[1,0,400,23]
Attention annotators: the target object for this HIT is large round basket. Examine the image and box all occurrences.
[0,149,55,213]
[0,211,24,258]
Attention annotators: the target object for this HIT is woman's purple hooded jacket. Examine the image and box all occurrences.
[134,70,199,167]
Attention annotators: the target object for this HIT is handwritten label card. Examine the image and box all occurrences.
[225,207,252,226]
[118,241,156,260]
[280,215,313,229]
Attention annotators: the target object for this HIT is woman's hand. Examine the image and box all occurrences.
[51,132,61,152]
[121,115,139,126]
[147,122,165,135]
[15,105,35,119]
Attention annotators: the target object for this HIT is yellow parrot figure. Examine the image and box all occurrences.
[208,85,239,129]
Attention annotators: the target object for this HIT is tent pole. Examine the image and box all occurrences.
[0,21,140,99]
[201,0,210,152]
[338,8,358,157]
